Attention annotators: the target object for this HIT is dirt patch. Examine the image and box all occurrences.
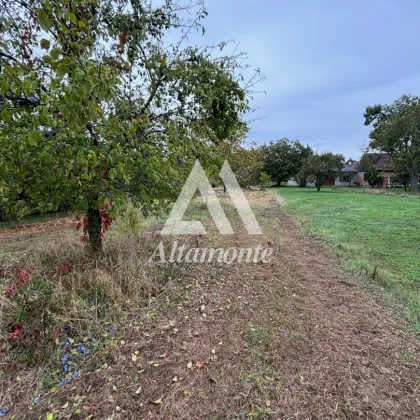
[271,191,287,206]
[0,218,76,243]
[1,192,419,419]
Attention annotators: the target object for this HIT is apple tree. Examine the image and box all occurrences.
[0,0,251,250]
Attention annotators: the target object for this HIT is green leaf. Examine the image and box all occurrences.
[42,54,52,64]
[50,48,61,60]
[37,10,53,31]
[56,64,69,76]
[67,113,76,128]
[40,39,50,50]
[74,69,85,82]
[28,136,38,146]
[67,12,78,24]
[1,109,11,122]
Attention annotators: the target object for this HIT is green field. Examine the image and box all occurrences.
[274,187,420,328]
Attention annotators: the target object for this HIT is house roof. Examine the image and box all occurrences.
[342,162,358,173]
[355,153,394,172]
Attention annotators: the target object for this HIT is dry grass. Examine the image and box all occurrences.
[0,214,184,369]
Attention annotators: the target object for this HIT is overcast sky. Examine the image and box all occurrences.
[192,0,420,159]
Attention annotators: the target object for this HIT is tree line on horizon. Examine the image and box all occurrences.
[256,92,420,193]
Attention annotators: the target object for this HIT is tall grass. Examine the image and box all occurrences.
[0,211,183,366]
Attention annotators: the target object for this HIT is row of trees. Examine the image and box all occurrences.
[222,138,345,193]
[259,139,344,192]
[254,92,420,193]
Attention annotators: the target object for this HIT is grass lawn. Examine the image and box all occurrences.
[274,187,420,328]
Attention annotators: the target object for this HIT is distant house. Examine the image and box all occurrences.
[286,155,396,189]
[286,159,357,188]
[354,153,395,188]
[335,161,358,187]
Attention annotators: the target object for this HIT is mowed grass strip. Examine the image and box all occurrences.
[274,187,420,328]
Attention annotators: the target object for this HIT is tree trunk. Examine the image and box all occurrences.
[277,179,281,187]
[87,205,102,252]
[409,163,420,193]
[411,174,419,192]
[298,178,307,188]
[316,176,321,192]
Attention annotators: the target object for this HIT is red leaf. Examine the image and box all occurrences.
[9,328,22,339]
[53,330,60,342]
[5,285,18,298]
[16,268,34,283]
[119,33,127,45]
[59,264,73,275]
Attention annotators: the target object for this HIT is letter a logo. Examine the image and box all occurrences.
[160,160,262,236]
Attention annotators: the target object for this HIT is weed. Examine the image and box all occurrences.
[248,406,275,418]
[403,353,413,361]
[114,202,142,234]
[247,324,269,345]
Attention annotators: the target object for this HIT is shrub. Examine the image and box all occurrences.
[259,172,271,191]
